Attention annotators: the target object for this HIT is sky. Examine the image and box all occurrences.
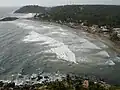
[0,0,119,7]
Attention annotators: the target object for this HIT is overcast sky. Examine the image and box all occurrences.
[0,0,119,7]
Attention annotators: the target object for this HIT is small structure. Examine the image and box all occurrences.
[83,80,89,89]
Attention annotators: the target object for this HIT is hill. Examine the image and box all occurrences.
[14,5,47,13]
[35,5,120,28]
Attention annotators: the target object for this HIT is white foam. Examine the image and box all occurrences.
[19,13,35,18]
[80,41,101,49]
[12,22,40,30]
[113,57,120,62]
[72,36,101,50]
[24,25,39,30]
[59,28,67,31]
[46,32,68,36]
[105,60,115,66]
[95,51,110,57]
[16,22,28,27]
[12,21,112,65]
[23,31,76,63]
[42,26,53,29]
[45,32,60,35]
[51,32,59,34]
[61,32,68,35]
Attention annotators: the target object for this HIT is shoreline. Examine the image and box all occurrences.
[29,18,120,54]
[64,22,120,54]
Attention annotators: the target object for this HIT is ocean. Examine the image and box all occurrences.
[0,7,120,84]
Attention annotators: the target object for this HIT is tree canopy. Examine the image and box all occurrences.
[36,5,120,28]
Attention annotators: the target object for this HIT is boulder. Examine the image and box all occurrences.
[3,82,15,88]
[100,26,110,32]
[44,76,49,79]
[0,81,4,87]
[37,76,43,81]
[110,32,120,41]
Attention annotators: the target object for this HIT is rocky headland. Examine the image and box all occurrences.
[0,17,19,21]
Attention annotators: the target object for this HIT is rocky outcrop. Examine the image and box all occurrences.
[0,17,19,21]
[0,74,117,90]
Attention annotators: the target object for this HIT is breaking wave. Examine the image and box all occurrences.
[11,20,119,66]
[22,31,76,63]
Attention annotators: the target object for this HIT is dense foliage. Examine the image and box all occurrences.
[15,5,120,27]
[35,5,120,28]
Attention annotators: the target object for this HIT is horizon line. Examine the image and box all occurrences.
[0,4,120,7]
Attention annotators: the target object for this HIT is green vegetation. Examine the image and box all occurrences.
[35,5,120,28]
[15,5,120,27]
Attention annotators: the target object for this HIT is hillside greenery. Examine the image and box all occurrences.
[35,5,120,28]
